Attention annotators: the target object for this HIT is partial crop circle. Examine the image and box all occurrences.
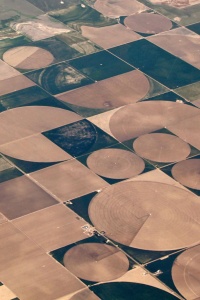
[172,245,200,299]
[3,46,54,70]
[171,159,200,190]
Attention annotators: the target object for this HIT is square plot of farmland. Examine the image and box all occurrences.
[0,75,35,97]
[69,50,134,81]
[30,160,109,202]
[110,39,200,89]
[81,24,141,49]
[13,204,88,251]
[2,253,84,300]
[0,224,84,300]
[0,175,58,219]
[0,223,44,270]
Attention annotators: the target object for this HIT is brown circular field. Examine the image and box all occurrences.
[171,159,200,190]
[133,133,191,163]
[109,101,199,142]
[172,245,200,299]
[89,181,200,251]
[124,13,172,34]
[86,148,145,179]
[3,46,54,70]
[63,243,129,282]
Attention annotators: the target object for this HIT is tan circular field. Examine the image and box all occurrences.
[133,133,191,163]
[86,148,145,179]
[172,159,200,190]
[109,101,199,142]
[172,245,200,300]
[3,46,54,70]
[124,13,172,34]
[89,181,200,251]
[63,243,129,282]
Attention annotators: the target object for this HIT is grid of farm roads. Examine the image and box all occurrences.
[0,0,200,299]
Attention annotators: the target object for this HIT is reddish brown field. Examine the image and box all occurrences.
[0,176,58,219]
[13,204,88,251]
[0,223,84,300]
[30,160,109,202]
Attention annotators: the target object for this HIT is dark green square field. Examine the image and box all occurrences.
[69,50,134,81]
[110,39,200,89]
